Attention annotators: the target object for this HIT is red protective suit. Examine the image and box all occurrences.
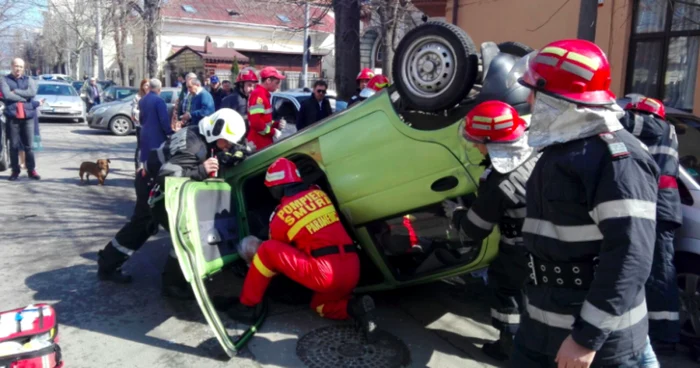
[247,85,279,151]
[240,187,359,320]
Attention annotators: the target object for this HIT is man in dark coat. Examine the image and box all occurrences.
[296,80,332,131]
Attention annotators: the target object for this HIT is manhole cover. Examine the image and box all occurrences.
[296,325,410,368]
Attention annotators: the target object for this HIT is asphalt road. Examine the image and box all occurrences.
[0,122,696,367]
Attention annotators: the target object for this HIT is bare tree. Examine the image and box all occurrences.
[364,0,419,78]
[129,0,161,79]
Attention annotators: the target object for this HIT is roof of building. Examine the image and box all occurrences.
[161,0,335,33]
[168,42,250,63]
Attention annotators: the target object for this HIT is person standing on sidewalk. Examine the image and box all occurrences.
[131,79,150,170]
[0,58,40,181]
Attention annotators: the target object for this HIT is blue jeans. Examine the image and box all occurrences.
[8,118,35,173]
[639,337,660,368]
[510,338,657,368]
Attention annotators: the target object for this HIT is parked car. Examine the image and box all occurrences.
[35,81,86,123]
[39,74,73,82]
[271,89,344,127]
[618,97,700,350]
[164,22,529,356]
[87,88,178,136]
[101,86,138,103]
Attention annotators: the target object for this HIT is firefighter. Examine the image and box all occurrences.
[348,75,390,107]
[348,68,374,106]
[513,40,659,367]
[224,158,378,342]
[621,96,682,354]
[221,68,258,120]
[97,109,250,299]
[442,101,539,361]
[247,67,286,151]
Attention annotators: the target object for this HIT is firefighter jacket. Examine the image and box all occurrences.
[620,111,682,227]
[269,186,354,255]
[452,153,540,246]
[520,129,659,364]
[247,85,279,150]
[145,126,247,186]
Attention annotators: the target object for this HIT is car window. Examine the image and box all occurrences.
[116,89,135,100]
[37,84,78,96]
[669,114,700,184]
[273,97,298,125]
[160,91,173,103]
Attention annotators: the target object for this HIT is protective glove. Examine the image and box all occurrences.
[273,128,282,140]
[246,140,257,152]
[278,118,287,130]
[442,199,464,220]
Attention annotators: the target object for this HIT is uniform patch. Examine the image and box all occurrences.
[256,97,263,104]
[479,168,492,182]
[599,133,630,159]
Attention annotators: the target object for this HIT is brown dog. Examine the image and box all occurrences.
[79,159,111,185]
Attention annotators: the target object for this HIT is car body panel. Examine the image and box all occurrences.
[676,167,700,254]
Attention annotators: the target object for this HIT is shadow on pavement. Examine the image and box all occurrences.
[69,129,115,136]
[39,177,135,188]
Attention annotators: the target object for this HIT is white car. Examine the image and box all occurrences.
[35,81,86,123]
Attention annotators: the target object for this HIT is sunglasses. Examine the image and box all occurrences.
[315,89,327,94]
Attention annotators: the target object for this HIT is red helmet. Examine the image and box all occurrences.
[357,68,374,81]
[359,75,390,98]
[625,96,666,119]
[463,101,527,143]
[236,68,258,83]
[264,158,302,187]
[259,66,286,80]
[519,39,615,105]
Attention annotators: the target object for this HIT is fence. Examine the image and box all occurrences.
[281,72,337,91]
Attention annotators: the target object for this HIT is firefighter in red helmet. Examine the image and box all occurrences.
[247,67,287,151]
[225,158,379,342]
[349,68,375,106]
[348,74,390,107]
[221,67,258,124]
[513,39,659,367]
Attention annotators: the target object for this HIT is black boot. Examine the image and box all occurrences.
[347,295,378,344]
[224,300,263,325]
[97,242,133,284]
[481,331,513,361]
[161,255,194,300]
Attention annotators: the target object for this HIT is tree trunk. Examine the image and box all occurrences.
[112,1,129,86]
[95,0,105,79]
[144,0,159,79]
[333,0,361,100]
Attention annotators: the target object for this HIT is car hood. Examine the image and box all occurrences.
[38,95,82,106]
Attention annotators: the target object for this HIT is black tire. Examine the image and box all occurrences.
[393,21,478,112]
[674,251,700,344]
[497,41,534,57]
[109,115,133,136]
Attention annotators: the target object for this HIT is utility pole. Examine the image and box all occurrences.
[95,0,105,79]
[301,0,310,88]
[577,0,599,42]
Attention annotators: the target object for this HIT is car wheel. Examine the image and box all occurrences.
[109,116,132,136]
[392,21,478,112]
[497,41,534,57]
[675,252,700,345]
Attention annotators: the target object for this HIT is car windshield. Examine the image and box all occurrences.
[38,84,78,96]
[671,114,700,184]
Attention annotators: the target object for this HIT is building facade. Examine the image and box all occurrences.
[413,0,700,114]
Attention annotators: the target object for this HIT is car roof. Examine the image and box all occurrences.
[38,81,75,86]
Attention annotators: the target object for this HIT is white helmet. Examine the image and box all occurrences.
[199,108,246,144]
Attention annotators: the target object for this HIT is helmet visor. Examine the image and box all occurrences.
[507,50,538,90]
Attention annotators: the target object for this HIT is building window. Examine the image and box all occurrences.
[627,0,700,111]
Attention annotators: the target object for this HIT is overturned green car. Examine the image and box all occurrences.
[164,22,534,356]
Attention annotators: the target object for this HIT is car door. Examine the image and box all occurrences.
[163,177,242,357]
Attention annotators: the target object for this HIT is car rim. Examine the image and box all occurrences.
[678,272,700,340]
[113,118,130,134]
[401,35,458,99]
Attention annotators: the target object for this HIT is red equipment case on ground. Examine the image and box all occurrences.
[0,304,62,368]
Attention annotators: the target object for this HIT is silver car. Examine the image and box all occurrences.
[35,82,86,123]
[87,88,178,136]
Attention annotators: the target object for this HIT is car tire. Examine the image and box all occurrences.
[109,115,132,136]
[675,251,700,345]
[392,21,479,112]
[497,41,534,57]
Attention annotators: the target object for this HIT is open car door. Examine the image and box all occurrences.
[164,177,241,357]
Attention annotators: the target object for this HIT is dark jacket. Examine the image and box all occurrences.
[620,110,682,227]
[520,130,658,364]
[138,91,173,163]
[211,87,228,110]
[221,87,249,131]
[1,74,37,119]
[296,94,332,130]
[181,88,215,127]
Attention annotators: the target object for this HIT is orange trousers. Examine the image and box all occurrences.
[240,240,360,320]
